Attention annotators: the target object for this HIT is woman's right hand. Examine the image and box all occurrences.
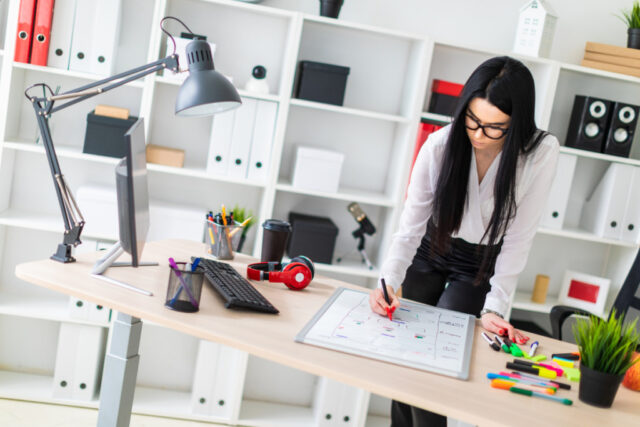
[369,285,401,317]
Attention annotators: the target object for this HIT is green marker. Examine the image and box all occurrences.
[495,335,510,353]
[509,343,524,357]
[510,386,573,405]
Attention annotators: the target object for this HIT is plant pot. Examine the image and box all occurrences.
[627,28,640,49]
[319,0,344,19]
[579,364,624,408]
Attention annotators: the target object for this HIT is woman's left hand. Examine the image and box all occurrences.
[481,313,529,344]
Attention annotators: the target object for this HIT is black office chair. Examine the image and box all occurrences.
[550,249,640,349]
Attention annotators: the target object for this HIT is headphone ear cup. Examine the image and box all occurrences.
[290,256,314,278]
[282,262,312,290]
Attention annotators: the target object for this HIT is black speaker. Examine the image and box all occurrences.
[603,102,640,158]
[565,95,613,153]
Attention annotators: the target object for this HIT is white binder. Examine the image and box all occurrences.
[190,340,247,419]
[90,0,122,75]
[621,167,640,243]
[247,100,277,183]
[207,110,236,176]
[540,153,577,230]
[227,98,257,179]
[580,162,634,240]
[67,0,94,73]
[69,0,121,75]
[47,0,77,70]
[313,377,367,426]
[53,323,107,401]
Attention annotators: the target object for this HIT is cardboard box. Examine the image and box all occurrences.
[146,144,185,168]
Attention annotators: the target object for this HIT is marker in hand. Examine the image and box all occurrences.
[380,278,395,321]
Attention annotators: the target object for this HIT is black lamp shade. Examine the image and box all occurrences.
[175,39,242,117]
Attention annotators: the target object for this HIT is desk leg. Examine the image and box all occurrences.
[97,312,142,427]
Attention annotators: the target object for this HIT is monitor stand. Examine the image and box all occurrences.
[90,241,159,296]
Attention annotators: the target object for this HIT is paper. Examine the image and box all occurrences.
[296,288,475,379]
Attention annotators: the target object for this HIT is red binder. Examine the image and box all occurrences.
[30,0,55,66]
[14,0,37,63]
[405,122,443,197]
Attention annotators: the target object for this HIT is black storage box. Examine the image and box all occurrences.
[294,60,350,106]
[287,212,339,264]
[83,112,138,158]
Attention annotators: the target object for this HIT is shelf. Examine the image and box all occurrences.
[303,14,422,42]
[132,386,231,423]
[0,291,110,326]
[289,99,409,123]
[2,140,267,189]
[560,62,640,85]
[0,208,116,241]
[154,75,280,102]
[0,371,56,403]
[420,112,452,123]
[12,62,146,89]
[366,415,392,427]
[238,400,315,427]
[512,292,559,314]
[536,225,638,248]
[276,180,394,207]
[559,146,640,168]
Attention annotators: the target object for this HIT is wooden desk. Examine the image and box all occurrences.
[16,240,639,426]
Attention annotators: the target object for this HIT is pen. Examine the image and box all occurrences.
[551,352,580,361]
[512,359,563,376]
[506,362,556,379]
[220,204,233,250]
[380,278,394,321]
[228,217,253,238]
[502,371,571,390]
[487,374,557,391]
[490,379,556,395]
[481,332,501,351]
[507,386,572,405]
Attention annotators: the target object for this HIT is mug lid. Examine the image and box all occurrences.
[262,219,291,232]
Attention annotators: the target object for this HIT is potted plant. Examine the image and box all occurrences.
[619,1,640,49]
[573,310,640,407]
[320,0,344,18]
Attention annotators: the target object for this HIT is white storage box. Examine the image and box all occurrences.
[292,146,344,193]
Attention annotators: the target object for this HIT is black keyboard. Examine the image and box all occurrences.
[197,258,279,314]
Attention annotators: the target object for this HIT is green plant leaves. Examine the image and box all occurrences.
[618,1,640,28]
[572,309,640,375]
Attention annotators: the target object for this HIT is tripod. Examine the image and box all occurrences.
[336,224,374,270]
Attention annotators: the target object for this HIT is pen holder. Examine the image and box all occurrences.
[205,221,243,260]
[165,262,204,313]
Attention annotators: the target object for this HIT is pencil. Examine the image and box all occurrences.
[221,204,233,250]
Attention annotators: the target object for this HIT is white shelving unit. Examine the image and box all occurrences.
[0,0,638,425]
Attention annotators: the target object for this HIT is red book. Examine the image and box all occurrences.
[406,122,442,196]
[30,0,55,66]
[432,79,464,97]
[14,0,37,63]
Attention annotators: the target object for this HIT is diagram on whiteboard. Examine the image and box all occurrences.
[296,288,475,379]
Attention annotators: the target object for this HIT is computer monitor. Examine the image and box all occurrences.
[90,118,158,295]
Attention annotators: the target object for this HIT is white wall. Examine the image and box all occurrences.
[262,0,633,65]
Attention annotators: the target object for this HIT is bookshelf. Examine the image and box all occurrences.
[0,0,639,425]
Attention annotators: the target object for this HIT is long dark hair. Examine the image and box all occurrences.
[431,56,546,282]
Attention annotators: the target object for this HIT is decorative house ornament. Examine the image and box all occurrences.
[513,0,558,57]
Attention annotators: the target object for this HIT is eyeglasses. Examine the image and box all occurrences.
[464,113,509,140]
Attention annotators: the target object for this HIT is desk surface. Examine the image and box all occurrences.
[16,239,639,426]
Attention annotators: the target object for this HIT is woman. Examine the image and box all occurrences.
[369,56,559,426]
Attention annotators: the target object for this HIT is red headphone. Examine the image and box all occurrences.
[246,256,315,290]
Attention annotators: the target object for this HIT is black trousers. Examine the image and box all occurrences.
[391,221,501,427]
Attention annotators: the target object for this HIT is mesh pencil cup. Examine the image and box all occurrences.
[205,220,243,260]
[165,262,204,313]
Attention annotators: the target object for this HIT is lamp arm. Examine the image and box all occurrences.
[26,55,179,262]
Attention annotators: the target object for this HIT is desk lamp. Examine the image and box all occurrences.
[24,17,241,263]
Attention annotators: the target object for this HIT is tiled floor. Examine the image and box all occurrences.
[0,398,225,427]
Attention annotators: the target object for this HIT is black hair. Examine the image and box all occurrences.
[431,56,547,283]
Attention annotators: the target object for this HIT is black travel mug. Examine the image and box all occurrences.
[319,0,344,18]
[261,219,292,263]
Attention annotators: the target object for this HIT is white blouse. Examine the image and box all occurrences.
[380,125,560,316]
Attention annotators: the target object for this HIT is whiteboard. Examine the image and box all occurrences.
[295,288,475,379]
